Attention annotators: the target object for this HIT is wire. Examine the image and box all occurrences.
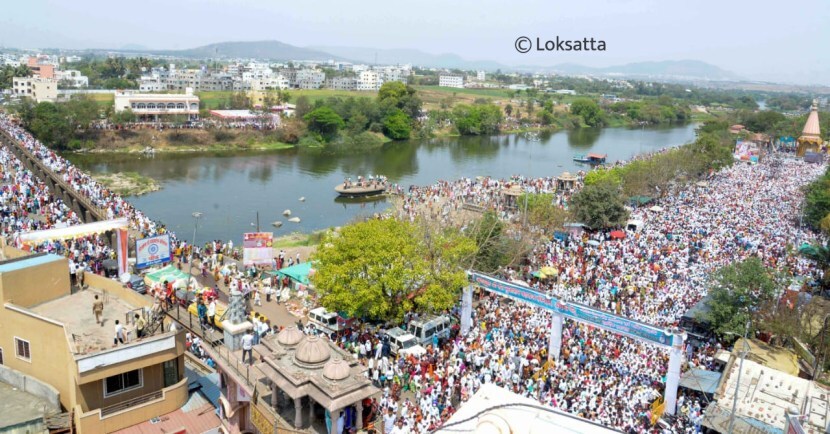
[428,401,618,434]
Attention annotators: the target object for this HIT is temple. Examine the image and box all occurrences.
[797,100,823,156]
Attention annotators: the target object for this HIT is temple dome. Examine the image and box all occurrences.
[802,101,821,138]
[322,357,351,381]
[294,335,331,366]
[277,325,304,347]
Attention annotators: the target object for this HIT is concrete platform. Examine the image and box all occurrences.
[0,381,55,431]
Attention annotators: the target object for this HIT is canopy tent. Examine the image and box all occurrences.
[628,196,653,206]
[609,230,626,239]
[145,265,192,288]
[16,218,129,245]
[679,369,722,394]
[268,261,314,285]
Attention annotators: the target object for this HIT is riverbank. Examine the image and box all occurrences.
[71,128,295,153]
[91,171,160,196]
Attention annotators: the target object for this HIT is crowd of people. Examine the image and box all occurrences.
[1,111,826,433]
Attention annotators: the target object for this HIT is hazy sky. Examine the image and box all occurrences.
[1,0,828,84]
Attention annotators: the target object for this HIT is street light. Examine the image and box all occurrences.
[725,320,751,434]
[188,212,203,284]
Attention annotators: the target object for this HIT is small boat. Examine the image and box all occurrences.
[335,175,387,198]
[573,153,607,164]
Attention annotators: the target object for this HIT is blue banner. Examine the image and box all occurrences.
[470,272,672,347]
[135,234,173,269]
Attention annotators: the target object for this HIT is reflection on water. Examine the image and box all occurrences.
[66,123,697,242]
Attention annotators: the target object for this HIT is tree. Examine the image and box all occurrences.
[521,193,568,233]
[294,96,311,118]
[312,218,474,321]
[704,257,777,339]
[505,104,513,117]
[304,106,345,141]
[570,179,628,229]
[570,98,606,127]
[382,109,412,140]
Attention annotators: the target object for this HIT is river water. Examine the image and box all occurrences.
[66,123,698,242]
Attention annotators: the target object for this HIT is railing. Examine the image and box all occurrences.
[100,390,163,417]
[0,130,106,221]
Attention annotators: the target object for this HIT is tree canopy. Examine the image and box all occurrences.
[570,179,629,229]
[311,218,475,321]
[303,106,345,141]
[703,257,778,339]
[570,98,606,127]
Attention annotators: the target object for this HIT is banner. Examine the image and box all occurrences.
[460,286,473,336]
[116,228,129,277]
[733,140,759,162]
[469,272,672,347]
[243,232,273,266]
[135,234,172,269]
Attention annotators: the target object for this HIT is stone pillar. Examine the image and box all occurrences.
[223,320,254,351]
[356,400,364,430]
[548,313,563,361]
[664,330,687,415]
[329,407,341,434]
[294,397,303,429]
[460,285,473,336]
[308,398,314,426]
[271,384,279,410]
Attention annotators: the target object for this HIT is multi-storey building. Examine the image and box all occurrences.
[326,77,357,91]
[12,77,59,103]
[0,251,187,433]
[114,88,200,121]
[54,70,89,88]
[357,70,382,91]
[295,69,325,89]
[439,74,464,88]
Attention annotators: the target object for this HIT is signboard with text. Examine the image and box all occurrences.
[243,232,273,266]
[470,272,672,347]
[135,234,172,269]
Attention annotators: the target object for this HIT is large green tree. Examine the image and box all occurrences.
[570,179,629,229]
[312,219,475,321]
[382,109,412,140]
[704,257,778,339]
[304,106,345,141]
[570,98,606,127]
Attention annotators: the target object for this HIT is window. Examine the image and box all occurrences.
[14,337,30,361]
[104,369,142,397]
[162,359,179,387]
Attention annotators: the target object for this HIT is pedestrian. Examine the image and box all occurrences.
[241,329,254,365]
[92,294,104,325]
[337,411,345,434]
[198,299,208,331]
[77,263,85,289]
[208,297,216,326]
[254,289,262,306]
[135,313,146,339]
[114,319,126,346]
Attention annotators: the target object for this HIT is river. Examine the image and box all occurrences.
[66,123,698,242]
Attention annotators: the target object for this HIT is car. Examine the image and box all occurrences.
[384,327,427,357]
[126,274,147,294]
[407,315,452,347]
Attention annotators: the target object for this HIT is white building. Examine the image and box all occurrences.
[12,77,58,103]
[356,70,383,91]
[114,88,200,121]
[476,70,486,81]
[326,77,357,91]
[439,74,464,88]
[54,70,88,88]
[251,75,290,91]
[294,69,325,89]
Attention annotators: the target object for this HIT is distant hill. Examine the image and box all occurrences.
[549,60,741,81]
[310,46,507,70]
[133,40,344,61]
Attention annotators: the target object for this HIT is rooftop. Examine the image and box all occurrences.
[30,288,139,355]
[711,357,830,434]
[0,381,58,429]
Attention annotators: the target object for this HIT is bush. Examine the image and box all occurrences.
[213,130,235,142]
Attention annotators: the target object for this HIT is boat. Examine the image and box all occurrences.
[335,175,387,198]
[573,153,607,164]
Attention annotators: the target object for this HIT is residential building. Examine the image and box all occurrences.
[439,74,464,88]
[12,77,59,103]
[326,77,357,91]
[476,70,486,81]
[0,251,188,433]
[26,56,56,79]
[356,70,382,91]
[250,75,290,91]
[295,69,325,89]
[114,88,200,121]
[54,69,89,88]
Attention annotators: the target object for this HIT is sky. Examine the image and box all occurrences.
[1,0,828,85]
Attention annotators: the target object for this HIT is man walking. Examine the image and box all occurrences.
[77,263,86,289]
[207,297,216,326]
[241,329,254,365]
[135,314,146,339]
[92,294,104,325]
[114,320,127,346]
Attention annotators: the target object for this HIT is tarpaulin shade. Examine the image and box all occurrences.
[17,218,129,245]
[267,261,314,285]
[145,265,191,284]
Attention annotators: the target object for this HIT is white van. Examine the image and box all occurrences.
[407,315,452,347]
[307,307,351,335]
[384,327,427,357]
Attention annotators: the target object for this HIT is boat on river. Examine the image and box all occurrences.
[573,153,607,164]
[335,175,388,198]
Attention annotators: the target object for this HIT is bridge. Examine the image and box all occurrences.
[0,129,106,223]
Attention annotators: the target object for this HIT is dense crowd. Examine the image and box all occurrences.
[1,111,825,433]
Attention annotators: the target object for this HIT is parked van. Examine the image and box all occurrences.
[384,327,427,357]
[407,315,452,346]
[308,307,352,335]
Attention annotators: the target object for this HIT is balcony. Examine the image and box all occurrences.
[75,377,188,433]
